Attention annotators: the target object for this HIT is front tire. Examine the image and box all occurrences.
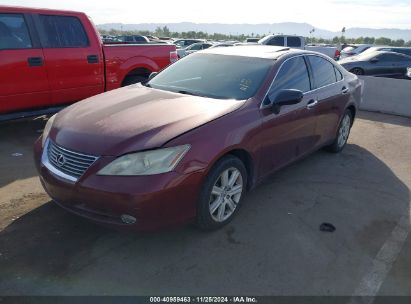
[325,110,353,153]
[196,155,247,231]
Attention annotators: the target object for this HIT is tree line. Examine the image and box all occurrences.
[99,26,411,47]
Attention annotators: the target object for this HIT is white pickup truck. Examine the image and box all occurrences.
[258,35,338,60]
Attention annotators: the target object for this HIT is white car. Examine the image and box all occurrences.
[258,35,338,59]
[339,44,374,59]
[177,42,213,58]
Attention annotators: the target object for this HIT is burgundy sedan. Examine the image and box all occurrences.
[34,46,362,231]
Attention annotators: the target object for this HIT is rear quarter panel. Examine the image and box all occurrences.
[103,44,176,90]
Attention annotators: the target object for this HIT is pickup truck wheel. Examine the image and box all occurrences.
[121,75,148,87]
[196,155,247,231]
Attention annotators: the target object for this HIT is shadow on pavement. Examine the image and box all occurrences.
[0,116,48,188]
[0,144,409,295]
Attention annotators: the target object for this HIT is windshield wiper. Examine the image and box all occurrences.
[177,90,199,96]
[177,90,231,100]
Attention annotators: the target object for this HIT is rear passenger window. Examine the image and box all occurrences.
[0,13,32,50]
[308,56,337,88]
[377,53,405,62]
[266,56,311,105]
[39,15,89,48]
[268,36,285,46]
[287,37,302,47]
[334,67,343,81]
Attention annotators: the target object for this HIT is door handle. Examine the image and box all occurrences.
[307,99,318,109]
[87,55,99,64]
[341,87,349,94]
[27,57,43,67]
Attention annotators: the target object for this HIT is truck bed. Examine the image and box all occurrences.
[103,43,177,91]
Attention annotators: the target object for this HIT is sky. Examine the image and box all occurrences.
[2,0,411,31]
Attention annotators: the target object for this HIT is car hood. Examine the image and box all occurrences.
[51,85,245,156]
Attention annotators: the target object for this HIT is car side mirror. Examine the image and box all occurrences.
[148,72,158,81]
[269,89,304,114]
[370,58,379,63]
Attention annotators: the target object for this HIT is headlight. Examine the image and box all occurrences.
[41,114,57,147]
[98,145,191,176]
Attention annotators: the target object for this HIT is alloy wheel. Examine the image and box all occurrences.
[337,114,351,148]
[209,167,243,222]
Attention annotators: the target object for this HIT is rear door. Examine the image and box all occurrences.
[388,53,411,79]
[306,55,349,147]
[0,12,50,114]
[368,53,401,77]
[258,56,317,177]
[34,13,104,105]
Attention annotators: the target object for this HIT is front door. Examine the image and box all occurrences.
[258,56,317,178]
[0,12,50,114]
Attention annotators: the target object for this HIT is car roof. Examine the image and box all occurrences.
[0,5,84,15]
[361,50,411,58]
[201,45,314,59]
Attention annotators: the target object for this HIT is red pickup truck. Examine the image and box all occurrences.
[0,6,177,118]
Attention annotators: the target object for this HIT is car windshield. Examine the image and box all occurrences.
[147,53,273,100]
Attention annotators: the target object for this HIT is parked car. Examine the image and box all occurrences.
[116,35,150,44]
[0,6,177,118]
[339,44,374,59]
[173,39,205,49]
[245,37,260,43]
[357,46,411,57]
[101,35,121,43]
[145,35,159,41]
[339,50,411,79]
[34,46,362,231]
[177,42,213,58]
[258,35,339,59]
[210,42,236,48]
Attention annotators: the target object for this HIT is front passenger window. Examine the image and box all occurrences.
[265,56,311,105]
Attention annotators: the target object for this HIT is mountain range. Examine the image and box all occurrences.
[97,22,411,40]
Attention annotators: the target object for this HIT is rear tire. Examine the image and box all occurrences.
[196,155,247,231]
[325,110,353,153]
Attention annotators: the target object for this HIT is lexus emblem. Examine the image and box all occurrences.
[56,154,66,167]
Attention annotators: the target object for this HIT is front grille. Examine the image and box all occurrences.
[47,140,98,179]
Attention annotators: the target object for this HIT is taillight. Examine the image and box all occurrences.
[335,49,340,57]
[170,51,178,63]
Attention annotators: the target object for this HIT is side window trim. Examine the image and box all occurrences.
[24,13,41,48]
[305,54,344,89]
[261,54,310,109]
[0,12,34,50]
[260,54,345,109]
